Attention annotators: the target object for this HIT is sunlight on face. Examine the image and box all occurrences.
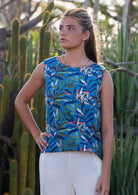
[59,16,83,36]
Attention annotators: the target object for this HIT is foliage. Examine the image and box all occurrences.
[110,121,138,194]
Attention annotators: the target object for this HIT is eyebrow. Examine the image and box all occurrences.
[59,24,76,28]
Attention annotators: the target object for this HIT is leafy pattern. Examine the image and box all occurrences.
[43,57,106,159]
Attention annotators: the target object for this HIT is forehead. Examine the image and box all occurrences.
[60,16,81,26]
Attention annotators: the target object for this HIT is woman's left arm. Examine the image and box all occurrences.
[95,70,114,195]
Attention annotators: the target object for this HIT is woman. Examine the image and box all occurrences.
[15,8,114,195]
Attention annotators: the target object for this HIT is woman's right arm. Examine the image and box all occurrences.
[15,61,50,151]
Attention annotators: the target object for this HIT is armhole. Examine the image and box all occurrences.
[44,59,49,81]
[101,67,106,90]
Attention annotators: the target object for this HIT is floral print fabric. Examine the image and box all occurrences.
[43,57,106,159]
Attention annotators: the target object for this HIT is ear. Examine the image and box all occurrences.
[83,30,90,41]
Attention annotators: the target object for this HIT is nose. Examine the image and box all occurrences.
[59,28,66,36]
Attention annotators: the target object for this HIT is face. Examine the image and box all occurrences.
[59,16,89,50]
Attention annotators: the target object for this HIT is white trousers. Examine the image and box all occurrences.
[39,151,102,195]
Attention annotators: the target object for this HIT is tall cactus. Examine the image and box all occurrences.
[39,10,50,63]
[34,87,45,131]
[18,131,29,195]
[11,74,19,93]
[19,36,27,88]
[38,28,51,63]
[0,75,10,125]
[16,120,23,152]
[9,159,17,195]
[43,30,51,59]
[10,18,19,75]
[0,85,3,127]
[38,27,45,63]
[27,109,37,195]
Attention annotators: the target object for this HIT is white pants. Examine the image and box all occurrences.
[39,151,102,195]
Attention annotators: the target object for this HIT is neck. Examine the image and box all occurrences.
[64,48,89,67]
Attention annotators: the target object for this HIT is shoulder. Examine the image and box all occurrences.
[94,63,106,72]
[31,61,44,81]
[44,56,57,66]
[101,69,114,91]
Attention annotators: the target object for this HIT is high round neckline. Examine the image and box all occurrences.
[56,56,96,69]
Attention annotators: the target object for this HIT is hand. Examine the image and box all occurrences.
[95,175,110,195]
[34,132,51,152]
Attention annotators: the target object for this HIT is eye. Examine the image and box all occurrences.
[68,27,73,31]
[59,26,63,31]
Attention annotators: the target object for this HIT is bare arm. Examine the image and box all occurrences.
[96,70,114,195]
[15,61,50,151]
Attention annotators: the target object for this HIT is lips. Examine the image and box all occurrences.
[60,38,67,43]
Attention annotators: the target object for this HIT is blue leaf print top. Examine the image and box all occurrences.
[43,57,106,159]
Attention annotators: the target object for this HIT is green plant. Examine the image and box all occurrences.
[10,18,19,75]
[9,159,17,195]
[18,131,29,195]
[19,36,27,88]
[27,109,37,194]
[0,75,10,125]
[23,188,32,195]
[110,122,138,194]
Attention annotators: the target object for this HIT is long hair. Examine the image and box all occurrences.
[63,8,101,63]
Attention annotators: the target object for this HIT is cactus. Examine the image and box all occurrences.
[16,120,23,152]
[45,1,54,12]
[11,111,20,145]
[43,30,51,59]
[19,36,27,88]
[10,18,19,75]
[38,27,45,63]
[34,87,45,131]
[18,131,29,195]
[39,29,51,63]
[0,85,3,127]
[27,109,37,194]
[43,11,50,26]
[11,74,19,93]
[23,188,32,195]
[9,159,17,195]
[0,75,10,125]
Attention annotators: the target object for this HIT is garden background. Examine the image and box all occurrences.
[0,0,137,194]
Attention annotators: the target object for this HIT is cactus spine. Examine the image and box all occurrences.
[9,159,17,195]
[18,131,29,195]
[10,18,19,75]
[19,36,27,88]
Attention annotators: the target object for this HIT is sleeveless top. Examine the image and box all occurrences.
[43,56,106,159]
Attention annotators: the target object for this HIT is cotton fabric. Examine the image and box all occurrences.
[43,57,106,159]
[39,151,102,195]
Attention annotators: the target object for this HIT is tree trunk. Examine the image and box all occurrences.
[83,0,89,9]
[93,0,100,21]
[0,28,6,84]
